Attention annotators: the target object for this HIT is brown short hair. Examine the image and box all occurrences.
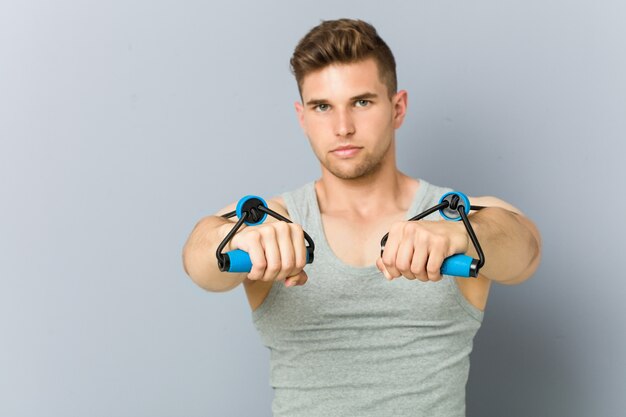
[290,19,397,98]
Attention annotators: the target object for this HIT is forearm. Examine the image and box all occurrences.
[464,207,541,285]
[182,216,248,292]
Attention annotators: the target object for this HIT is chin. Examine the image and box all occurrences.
[326,160,382,180]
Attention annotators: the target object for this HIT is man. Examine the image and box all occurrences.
[183,18,541,417]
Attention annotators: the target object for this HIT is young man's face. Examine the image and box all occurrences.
[295,58,407,181]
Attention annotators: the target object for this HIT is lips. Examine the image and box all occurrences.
[331,145,362,158]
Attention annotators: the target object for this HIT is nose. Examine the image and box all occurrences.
[334,107,355,137]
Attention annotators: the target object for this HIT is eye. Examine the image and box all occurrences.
[314,103,330,112]
[355,99,370,107]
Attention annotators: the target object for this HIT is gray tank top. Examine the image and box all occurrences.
[252,179,483,417]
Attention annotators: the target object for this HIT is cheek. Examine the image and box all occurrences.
[303,116,330,142]
[302,122,327,156]
[358,111,392,137]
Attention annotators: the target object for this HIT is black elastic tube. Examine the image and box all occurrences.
[216,202,316,271]
[458,206,485,269]
[407,202,450,222]
[258,206,316,253]
[216,212,248,270]
[380,201,450,252]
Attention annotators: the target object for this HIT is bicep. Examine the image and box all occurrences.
[469,195,539,239]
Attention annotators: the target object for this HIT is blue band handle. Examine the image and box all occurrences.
[441,254,478,278]
[226,250,473,276]
[224,249,254,273]
[223,249,312,273]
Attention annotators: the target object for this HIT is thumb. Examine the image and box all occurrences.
[376,257,393,281]
[285,271,308,287]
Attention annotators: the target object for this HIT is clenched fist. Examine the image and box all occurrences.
[377,220,469,282]
[230,221,309,287]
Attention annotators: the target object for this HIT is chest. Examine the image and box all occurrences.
[321,212,404,267]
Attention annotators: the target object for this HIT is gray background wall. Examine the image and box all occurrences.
[1,0,624,416]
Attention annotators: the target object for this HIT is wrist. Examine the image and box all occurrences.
[450,220,471,255]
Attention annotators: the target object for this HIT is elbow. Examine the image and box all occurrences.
[523,215,543,280]
[501,216,542,286]
[182,243,241,293]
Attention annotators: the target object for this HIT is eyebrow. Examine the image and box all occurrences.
[305,92,379,107]
[351,92,378,101]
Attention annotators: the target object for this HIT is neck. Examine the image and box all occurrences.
[315,144,416,218]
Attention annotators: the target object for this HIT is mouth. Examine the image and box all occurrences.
[331,146,362,158]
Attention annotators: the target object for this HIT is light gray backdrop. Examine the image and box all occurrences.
[1,1,624,416]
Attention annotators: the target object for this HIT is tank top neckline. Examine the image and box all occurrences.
[305,179,432,277]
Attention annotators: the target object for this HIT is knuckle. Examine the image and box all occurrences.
[389,222,405,236]
[247,229,261,242]
[266,261,281,273]
[404,221,418,233]
[296,256,307,269]
[416,231,430,243]
[434,236,448,249]
[260,225,276,238]
[396,259,411,272]
[274,221,289,233]
[254,258,267,270]
[427,264,440,274]
[289,222,303,233]
[430,234,442,245]
[282,257,295,272]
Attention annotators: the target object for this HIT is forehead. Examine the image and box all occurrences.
[300,58,387,101]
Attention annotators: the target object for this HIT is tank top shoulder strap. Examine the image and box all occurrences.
[281,181,315,230]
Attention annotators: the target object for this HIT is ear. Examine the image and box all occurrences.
[294,101,305,129]
[391,90,408,129]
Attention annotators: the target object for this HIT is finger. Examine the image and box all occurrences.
[290,224,307,275]
[295,271,308,286]
[381,223,403,278]
[395,239,416,280]
[260,228,281,281]
[274,223,295,281]
[377,257,393,280]
[426,250,445,282]
[426,239,447,281]
[245,231,266,280]
[411,246,428,282]
[285,271,308,287]
[285,271,305,287]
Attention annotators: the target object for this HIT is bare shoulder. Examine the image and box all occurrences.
[259,195,291,222]
[268,196,289,218]
[469,195,540,238]
[469,195,524,215]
